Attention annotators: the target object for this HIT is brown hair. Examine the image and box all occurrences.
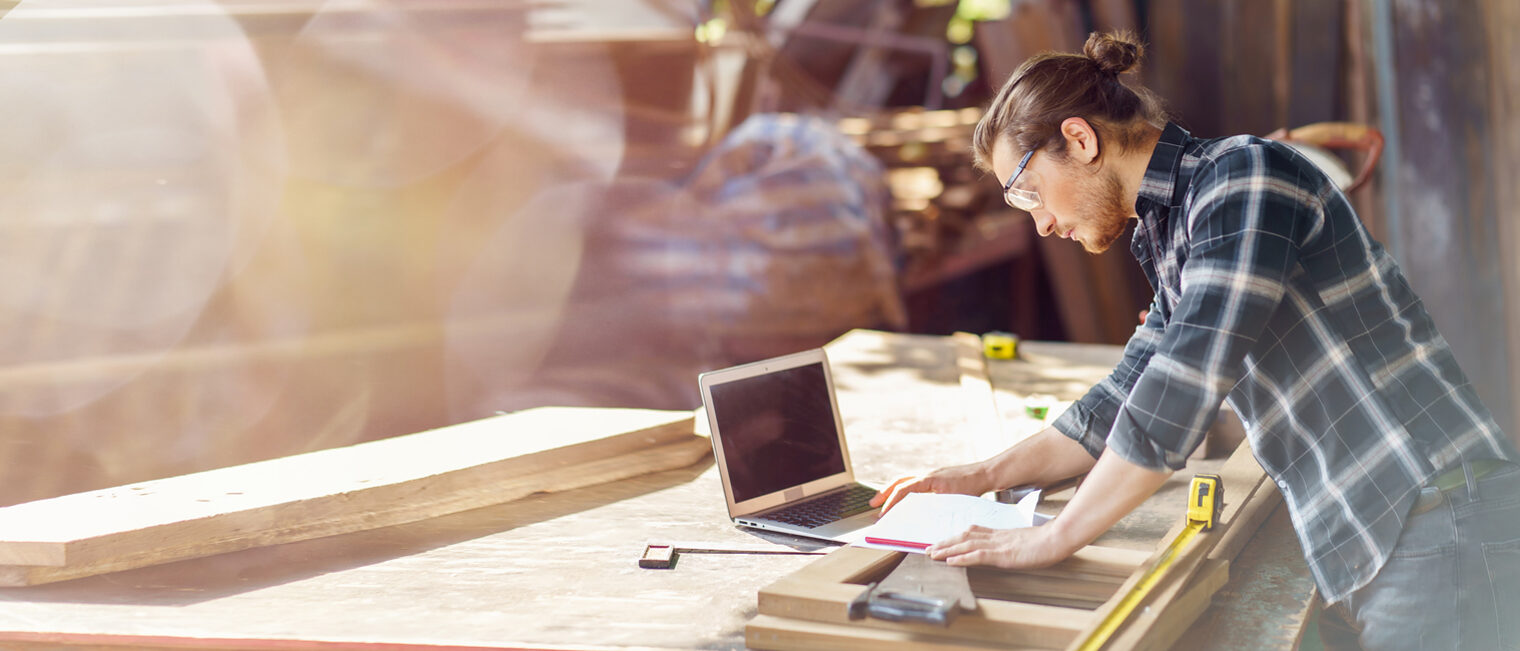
[972,31,1168,172]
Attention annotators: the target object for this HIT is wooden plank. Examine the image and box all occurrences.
[775,545,905,585]
[953,331,1004,446]
[1132,558,1231,651]
[1061,442,1269,650]
[748,614,1023,651]
[1173,506,1317,649]
[0,408,704,586]
[1207,475,1281,563]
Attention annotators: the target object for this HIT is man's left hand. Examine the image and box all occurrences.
[925,524,1074,569]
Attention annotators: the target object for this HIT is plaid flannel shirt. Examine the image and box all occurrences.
[1051,122,1518,604]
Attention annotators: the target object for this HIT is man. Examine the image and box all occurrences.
[868,31,1520,650]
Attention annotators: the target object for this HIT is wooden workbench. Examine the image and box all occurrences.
[0,330,1315,650]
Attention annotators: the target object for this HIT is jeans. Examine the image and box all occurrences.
[1319,461,1520,650]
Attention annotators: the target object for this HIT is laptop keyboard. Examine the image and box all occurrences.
[762,484,878,529]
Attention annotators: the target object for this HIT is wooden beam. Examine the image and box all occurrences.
[0,408,706,586]
[748,614,1015,651]
[1207,478,1282,563]
[1131,558,1231,651]
[953,332,1004,447]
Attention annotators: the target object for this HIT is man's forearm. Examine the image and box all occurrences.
[1045,448,1172,553]
[978,427,1101,491]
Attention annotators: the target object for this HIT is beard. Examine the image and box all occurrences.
[1073,170,1130,254]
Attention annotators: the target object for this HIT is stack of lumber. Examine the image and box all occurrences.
[0,407,707,587]
[746,338,1281,650]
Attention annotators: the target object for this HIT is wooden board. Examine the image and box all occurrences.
[953,332,1004,447]
[749,614,1011,651]
[1133,558,1231,651]
[0,407,706,586]
[1172,505,1317,649]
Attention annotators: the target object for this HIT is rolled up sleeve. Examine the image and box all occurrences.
[1052,299,1166,458]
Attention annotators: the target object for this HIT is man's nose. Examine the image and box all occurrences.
[1031,212,1055,237]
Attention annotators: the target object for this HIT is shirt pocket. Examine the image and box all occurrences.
[1482,537,1520,650]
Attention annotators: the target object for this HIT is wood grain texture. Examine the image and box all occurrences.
[748,614,1013,651]
[0,407,703,586]
[1173,506,1317,649]
[953,331,1003,446]
[1131,558,1230,651]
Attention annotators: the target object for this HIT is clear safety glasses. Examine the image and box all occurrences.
[1002,148,1043,212]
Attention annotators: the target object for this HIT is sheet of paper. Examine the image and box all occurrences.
[853,490,1046,554]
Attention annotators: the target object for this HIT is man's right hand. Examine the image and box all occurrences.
[869,462,990,516]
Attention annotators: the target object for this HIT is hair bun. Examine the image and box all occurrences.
[1083,31,1144,76]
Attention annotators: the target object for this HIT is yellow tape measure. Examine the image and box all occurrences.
[1074,473,1223,651]
[982,331,1019,360]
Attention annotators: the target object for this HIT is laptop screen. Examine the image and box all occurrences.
[708,361,846,503]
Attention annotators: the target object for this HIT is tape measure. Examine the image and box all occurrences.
[1074,473,1223,651]
[982,331,1019,360]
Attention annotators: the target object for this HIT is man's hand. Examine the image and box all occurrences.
[869,428,1099,517]
[926,524,1075,569]
[869,462,988,516]
[923,449,1172,570]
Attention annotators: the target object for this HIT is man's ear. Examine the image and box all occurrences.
[1060,117,1100,165]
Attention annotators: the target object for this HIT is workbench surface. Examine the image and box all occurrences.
[0,330,1315,650]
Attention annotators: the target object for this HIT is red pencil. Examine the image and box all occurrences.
[863,536,931,550]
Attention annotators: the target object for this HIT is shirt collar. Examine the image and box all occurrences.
[1135,122,1192,211]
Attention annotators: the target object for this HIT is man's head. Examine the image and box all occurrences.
[973,31,1168,253]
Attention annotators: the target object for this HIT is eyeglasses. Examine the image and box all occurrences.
[1002,148,1043,212]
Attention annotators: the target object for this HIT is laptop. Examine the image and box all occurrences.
[698,348,880,543]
